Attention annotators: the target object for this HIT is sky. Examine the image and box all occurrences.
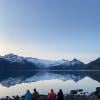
[0,0,100,63]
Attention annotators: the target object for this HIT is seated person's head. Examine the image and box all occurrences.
[59,89,62,92]
[27,90,30,93]
[96,87,100,92]
[34,88,36,92]
[51,89,54,93]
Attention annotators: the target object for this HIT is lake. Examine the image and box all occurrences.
[0,70,100,98]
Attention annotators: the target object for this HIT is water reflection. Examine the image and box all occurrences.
[0,71,100,98]
[0,70,100,87]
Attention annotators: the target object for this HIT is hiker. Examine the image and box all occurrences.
[24,90,32,100]
[48,89,56,100]
[32,88,40,100]
[57,89,64,100]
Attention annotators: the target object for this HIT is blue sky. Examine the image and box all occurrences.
[0,0,100,63]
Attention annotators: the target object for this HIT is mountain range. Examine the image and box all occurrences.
[0,53,100,71]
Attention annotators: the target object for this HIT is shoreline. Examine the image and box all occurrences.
[0,88,99,100]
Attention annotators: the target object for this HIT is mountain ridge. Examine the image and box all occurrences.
[0,53,84,68]
[0,53,100,70]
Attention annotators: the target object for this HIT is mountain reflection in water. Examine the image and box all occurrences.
[0,70,100,87]
[0,70,100,98]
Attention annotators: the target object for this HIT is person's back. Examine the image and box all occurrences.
[24,90,32,100]
[32,89,40,100]
[48,89,56,100]
[96,87,100,98]
[57,89,64,100]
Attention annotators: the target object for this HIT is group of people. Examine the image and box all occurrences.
[24,89,64,100]
[24,89,39,100]
[48,89,64,100]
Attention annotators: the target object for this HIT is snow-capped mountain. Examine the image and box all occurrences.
[26,58,80,68]
[0,53,85,70]
[0,54,38,71]
[2,54,25,63]
[26,57,63,67]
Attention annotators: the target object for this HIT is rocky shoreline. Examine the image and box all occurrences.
[0,88,100,100]
[0,95,99,100]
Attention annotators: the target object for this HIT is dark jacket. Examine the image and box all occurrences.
[33,91,40,100]
[57,91,64,100]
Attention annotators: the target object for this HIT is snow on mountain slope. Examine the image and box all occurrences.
[26,58,83,67]
[70,59,84,66]
[26,58,68,67]
[1,54,25,63]
[0,53,84,67]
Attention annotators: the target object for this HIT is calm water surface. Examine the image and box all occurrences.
[0,70,100,98]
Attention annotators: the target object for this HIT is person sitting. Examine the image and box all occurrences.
[57,89,64,100]
[90,87,100,100]
[48,89,56,100]
[32,88,40,100]
[24,90,32,100]
[95,87,100,99]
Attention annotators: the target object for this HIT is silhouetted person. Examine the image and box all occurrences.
[24,90,32,100]
[57,89,64,100]
[48,89,56,100]
[95,87,100,99]
[32,88,40,100]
